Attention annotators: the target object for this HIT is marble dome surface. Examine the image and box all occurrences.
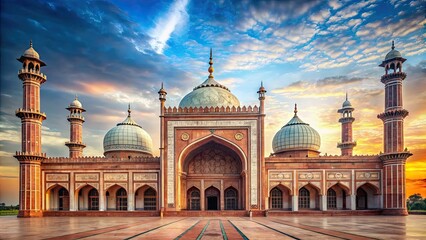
[103,109,153,155]
[272,107,321,154]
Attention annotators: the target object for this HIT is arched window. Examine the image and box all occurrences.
[23,63,26,70]
[356,188,368,209]
[28,62,34,71]
[58,188,69,211]
[35,65,39,72]
[187,188,200,210]
[144,188,156,210]
[298,187,310,209]
[327,188,337,209]
[88,188,99,210]
[271,187,283,209]
[225,188,238,210]
[116,188,127,210]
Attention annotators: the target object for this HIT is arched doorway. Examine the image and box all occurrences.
[298,184,320,210]
[181,140,245,211]
[225,187,238,210]
[269,185,292,210]
[356,183,380,210]
[327,183,350,210]
[187,187,200,210]
[116,188,127,210]
[46,185,69,211]
[205,186,220,210]
[76,185,99,210]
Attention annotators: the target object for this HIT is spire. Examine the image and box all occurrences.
[75,94,78,100]
[128,104,131,117]
[161,82,164,89]
[391,40,395,50]
[294,103,298,116]
[261,81,263,87]
[346,92,348,101]
[208,48,214,78]
[30,40,33,48]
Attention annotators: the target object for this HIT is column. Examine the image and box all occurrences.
[200,179,205,210]
[321,195,327,211]
[128,173,134,211]
[99,173,105,211]
[220,180,224,210]
[292,195,298,211]
[350,194,356,210]
[69,172,75,211]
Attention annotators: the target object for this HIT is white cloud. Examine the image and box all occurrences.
[148,0,189,54]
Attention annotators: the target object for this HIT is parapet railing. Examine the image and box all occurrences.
[164,105,260,114]
[18,68,47,80]
[44,156,160,163]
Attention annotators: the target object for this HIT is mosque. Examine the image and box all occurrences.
[14,42,411,217]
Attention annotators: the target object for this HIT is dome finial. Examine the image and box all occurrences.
[30,40,33,48]
[128,104,131,117]
[208,48,214,78]
[345,92,348,101]
[294,103,298,116]
[391,40,395,50]
[75,94,78,100]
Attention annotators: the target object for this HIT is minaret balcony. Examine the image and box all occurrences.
[65,141,86,148]
[16,108,46,120]
[381,72,406,83]
[18,68,47,83]
[337,141,357,148]
[67,115,85,121]
[377,109,408,121]
[338,117,355,123]
[379,151,412,164]
[14,151,46,162]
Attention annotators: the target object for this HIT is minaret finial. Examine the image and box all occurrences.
[30,40,33,48]
[346,92,348,101]
[161,82,164,89]
[261,81,264,87]
[75,94,78,100]
[128,103,131,117]
[294,103,298,115]
[208,48,214,78]
[391,40,395,50]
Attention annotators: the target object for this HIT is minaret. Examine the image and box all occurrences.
[337,93,356,156]
[378,41,412,215]
[65,95,86,158]
[257,82,267,210]
[14,41,47,217]
[158,82,167,214]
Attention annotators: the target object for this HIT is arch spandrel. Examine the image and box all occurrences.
[46,183,69,192]
[178,135,247,173]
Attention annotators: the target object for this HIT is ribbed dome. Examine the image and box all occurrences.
[385,49,402,61]
[69,97,83,108]
[179,77,240,108]
[103,108,153,156]
[23,41,40,60]
[272,107,321,154]
[179,49,240,108]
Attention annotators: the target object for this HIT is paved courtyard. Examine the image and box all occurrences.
[1,215,425,239]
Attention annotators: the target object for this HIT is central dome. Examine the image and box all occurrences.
[272,105,321,155]
[103,106,153,157]
[179,49,240,108]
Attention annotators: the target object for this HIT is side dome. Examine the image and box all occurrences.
[69,96,83,108]
[23,41,40,59]
[103,107,153,157]
[385,49,402,61]
[272,105,321,156]
[179,49,240,108]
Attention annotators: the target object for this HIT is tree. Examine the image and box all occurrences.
[407,193,426,210]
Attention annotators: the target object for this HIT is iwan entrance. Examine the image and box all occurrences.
[180,140,246,211]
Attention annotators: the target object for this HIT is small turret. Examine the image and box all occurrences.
[337,93,356,156]
[65,95,86,158]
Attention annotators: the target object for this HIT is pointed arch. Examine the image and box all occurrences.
[328,182,351,195]
[75,183,98,193]
[46,183,69,193]
[187,186,200,210]
[299,182,321,193]
[105,183,127,193]
[357,182,380,195]
[269,183,293,196]
[224,186,238,210]
[135,184,157,210]
[178,134,247,172]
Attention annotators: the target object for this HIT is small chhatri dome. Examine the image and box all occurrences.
[69,95,83,108]
[342,93,352,108]
[272,104,321,154]
[384,41,402,61]
[103,105,153,156]
[179,49,240,108]
[23,40,40,59]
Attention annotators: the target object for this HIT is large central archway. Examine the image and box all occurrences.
[178,139,246,211]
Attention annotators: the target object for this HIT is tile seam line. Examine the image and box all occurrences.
[124,218,187,240]
[196,219,210,240]
[249,219,301,240]
[228,219,249,240]
[174,219,201,240]
[220,219,228,240]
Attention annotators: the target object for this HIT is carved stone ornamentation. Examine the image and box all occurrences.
[299,172,321,180]
[134,173,157,181]
[104,173,128,181]
[187,148,241,174]
[356,171,379,180]
[181,132,190,141]
[75,173,99,182]
[46,174,69,182]
[269,171,292,180]
[234,132,244,141]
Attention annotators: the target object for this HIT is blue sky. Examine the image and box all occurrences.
[0,0,425,204]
